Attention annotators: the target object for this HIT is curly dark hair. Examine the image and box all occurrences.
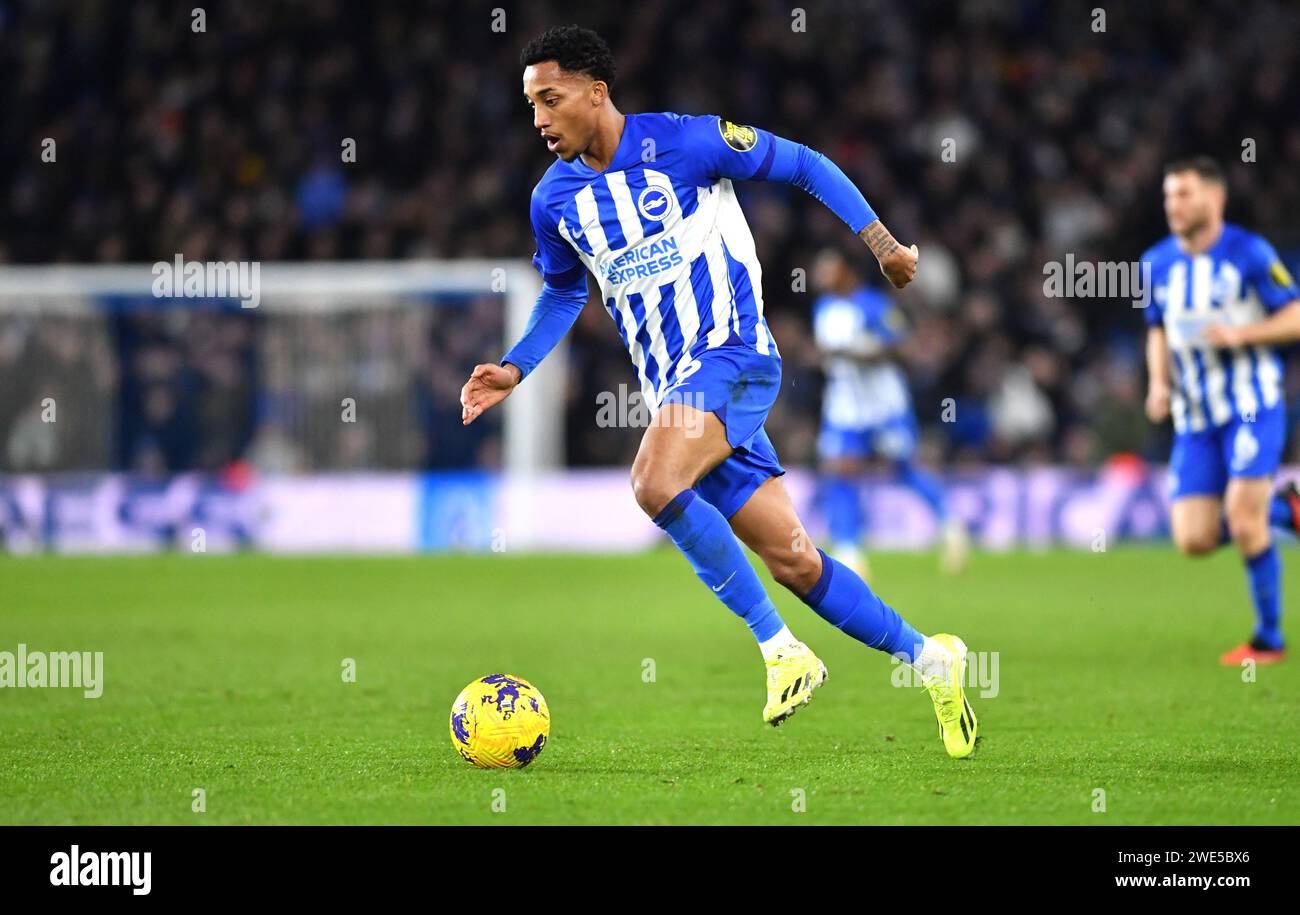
[520,25,616,87]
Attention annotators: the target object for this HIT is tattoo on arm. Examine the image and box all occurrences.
[860,220,899,260]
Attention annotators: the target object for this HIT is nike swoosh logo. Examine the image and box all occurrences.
[712,571,737,592]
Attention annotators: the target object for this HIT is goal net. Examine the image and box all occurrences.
[0,260,558,476]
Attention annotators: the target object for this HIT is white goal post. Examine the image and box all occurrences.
[0,260,562,475]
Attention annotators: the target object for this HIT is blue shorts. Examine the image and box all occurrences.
[659,344,785,519]
[1169,404,1286,499]
[818,413,918,463]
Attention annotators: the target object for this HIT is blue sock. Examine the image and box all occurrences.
[894,459,948,521]
[1245,544,1284,649]
[800,547,924,662]
[821,475,864,545]
[653,490,785,643]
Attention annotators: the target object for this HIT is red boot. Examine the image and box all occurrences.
[1220,639,1286,666]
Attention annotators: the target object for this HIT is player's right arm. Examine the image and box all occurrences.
[858,221,917,290]
[1139,245,1171,424]
[1145,325,1171,423]
[462,184,589,426]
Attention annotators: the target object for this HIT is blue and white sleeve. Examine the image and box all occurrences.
[500,187,589,381]
[680,114,879,234]
[1139,247,1164,327]
[499,275,589,381]
[527,183,583,285]
[1246,235,1300,313]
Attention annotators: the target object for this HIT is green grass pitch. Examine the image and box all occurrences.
[2,547,1298,825]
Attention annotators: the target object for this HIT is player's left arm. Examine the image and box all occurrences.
[1204,239,1300,347]
[1207,300,1300,348]
[687,116,918,289]
[847,302,906,363]
[822,333,893,362]
[814,309,890,363]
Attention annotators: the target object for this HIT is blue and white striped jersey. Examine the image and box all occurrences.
[1141,224,1299,433]
[813,286,911,429]
[529,113,782,407]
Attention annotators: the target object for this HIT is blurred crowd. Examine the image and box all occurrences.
[3,0,1299,471]
[0,312,114,470]
[111,305,258,472]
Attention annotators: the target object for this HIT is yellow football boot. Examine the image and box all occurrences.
[763,641,828,726]
[922,633,978,758]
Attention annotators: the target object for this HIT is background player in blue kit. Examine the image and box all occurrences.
[460,26,978,756]
[1142,157,1300,665]
[811,247,970,580]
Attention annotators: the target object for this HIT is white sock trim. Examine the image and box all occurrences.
[911,635,953,679]
[759,625,796,659]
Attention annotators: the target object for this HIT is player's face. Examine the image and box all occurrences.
[1162,171,1223,237]
[812,250,851,292]
[523,61,599,162]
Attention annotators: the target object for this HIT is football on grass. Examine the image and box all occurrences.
[449,674,550,768]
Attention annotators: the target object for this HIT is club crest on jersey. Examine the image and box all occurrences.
[718,119,757,152]
[637,186,674,222]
